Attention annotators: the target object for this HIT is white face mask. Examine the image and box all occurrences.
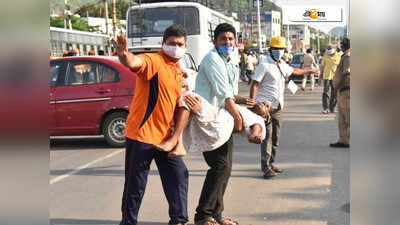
[326,48,336,55]
[162,44,186,59]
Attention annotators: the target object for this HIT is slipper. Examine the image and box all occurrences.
[195,217,220,225]
[216,218,239,225]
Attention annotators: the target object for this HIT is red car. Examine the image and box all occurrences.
[49,56,136,147]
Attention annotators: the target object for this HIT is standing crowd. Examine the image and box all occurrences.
[112,23,350,225]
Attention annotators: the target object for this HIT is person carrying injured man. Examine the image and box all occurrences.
[161,90,270,158]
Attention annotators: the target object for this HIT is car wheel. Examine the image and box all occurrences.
[102,111,128,147]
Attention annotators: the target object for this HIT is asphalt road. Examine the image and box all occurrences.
[50,81,349,225]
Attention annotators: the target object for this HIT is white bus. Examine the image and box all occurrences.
[50,27,111,57]
[126,2,239,66]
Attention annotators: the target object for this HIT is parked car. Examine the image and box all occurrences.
[50,53,198,147]
[49,56,136,147]
[288,53,304,83]
[288,53,321,84]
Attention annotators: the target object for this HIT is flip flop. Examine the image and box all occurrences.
[216,218,239,225]
[195,217,220,225]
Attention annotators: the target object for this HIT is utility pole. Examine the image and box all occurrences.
[256,0,262,52]
[317,28,320,54]
[104,0,110,36]
[112,0,117,38]
[64,0,72,30]
[64,0,67,29]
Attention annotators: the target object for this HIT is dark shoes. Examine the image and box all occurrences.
[271,165,283,173]
[263,169,277,179]
[169,223,187,225]
[330,142,349,148]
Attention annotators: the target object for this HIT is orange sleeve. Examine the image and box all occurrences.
[136,53,160,80]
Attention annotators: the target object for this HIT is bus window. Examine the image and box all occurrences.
[128,6,200,38]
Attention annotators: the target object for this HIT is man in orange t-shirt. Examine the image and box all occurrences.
[113,24,189,225]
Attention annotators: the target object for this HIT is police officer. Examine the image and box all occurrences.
[330,38,350,148]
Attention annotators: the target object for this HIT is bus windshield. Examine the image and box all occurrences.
[128,6,200,38]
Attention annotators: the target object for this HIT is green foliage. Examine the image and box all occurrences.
[50,16,65,28]
[74,0,131,20]
[50,15,100,32]
[310,37,330,53]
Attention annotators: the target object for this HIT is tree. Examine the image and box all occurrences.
[50,15,100,32]
[75,0,131,20]
[50,16,65,28]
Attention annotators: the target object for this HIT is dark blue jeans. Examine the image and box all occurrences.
[120,138,189,225]
[322,79,337,111]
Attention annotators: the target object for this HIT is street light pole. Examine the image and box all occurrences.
[256,0,262,52]
[64,0,67,29]
[317,28,320,54]
[112,0,117,38]
[104,0,110,36]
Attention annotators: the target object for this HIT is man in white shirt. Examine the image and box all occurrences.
[250,36,319,179]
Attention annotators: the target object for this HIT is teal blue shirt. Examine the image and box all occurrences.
[195,48,239,108]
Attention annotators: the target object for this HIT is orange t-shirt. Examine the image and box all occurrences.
[126,51,183,145]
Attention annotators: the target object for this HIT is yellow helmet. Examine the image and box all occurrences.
[269,36,287,48]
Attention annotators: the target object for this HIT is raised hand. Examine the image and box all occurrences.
[112,35,128,56]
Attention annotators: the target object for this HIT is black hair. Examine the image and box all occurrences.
[214,23,236,40]
[162,24,187,43]
[341,37,350,51]
[306,48,312,53]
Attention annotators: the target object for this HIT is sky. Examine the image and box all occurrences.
[273,0,349,33]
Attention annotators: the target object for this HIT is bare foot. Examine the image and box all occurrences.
[155,137,178,152]
[168,136,186,158]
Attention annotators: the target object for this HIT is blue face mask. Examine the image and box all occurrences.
[217,45,236,58]
[271,50,284,60]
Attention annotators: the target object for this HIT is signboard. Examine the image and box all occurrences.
[247,13,272,23]
[253,0,263,8]
[283,6,343,24]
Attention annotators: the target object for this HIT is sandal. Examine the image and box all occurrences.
[216,218,239,225]
[195,217,220,225]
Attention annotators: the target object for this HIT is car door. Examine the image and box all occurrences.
[179,53,198,91]
[49,60,66,134]
[53,60,117,135]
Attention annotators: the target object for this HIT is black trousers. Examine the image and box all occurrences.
[194,135,233,223]
[120,139,189,225]
[260,107,282,172]
[322,79,337,111]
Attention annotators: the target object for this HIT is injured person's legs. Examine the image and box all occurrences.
[248,123,263,144]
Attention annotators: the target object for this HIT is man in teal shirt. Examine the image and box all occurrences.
[193,23,251,225]
[195,47,239,108]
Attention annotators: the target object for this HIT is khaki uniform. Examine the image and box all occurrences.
[301,53,317,90]
[333,50,350,145]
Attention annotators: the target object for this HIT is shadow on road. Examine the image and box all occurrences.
[50,218,168,225]
[50,137,114,150]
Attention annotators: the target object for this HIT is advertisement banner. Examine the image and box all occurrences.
[283,6,343,24]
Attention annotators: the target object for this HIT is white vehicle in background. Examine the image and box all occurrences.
[126,2,239,66]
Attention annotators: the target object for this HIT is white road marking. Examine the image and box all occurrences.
[50,149,124,185]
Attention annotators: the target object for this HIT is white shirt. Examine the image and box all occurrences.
[180,91,265,152]
[252,55,294,109]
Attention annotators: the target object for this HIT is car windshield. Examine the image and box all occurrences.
[128,6,200,38]
[291,54,303,64]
